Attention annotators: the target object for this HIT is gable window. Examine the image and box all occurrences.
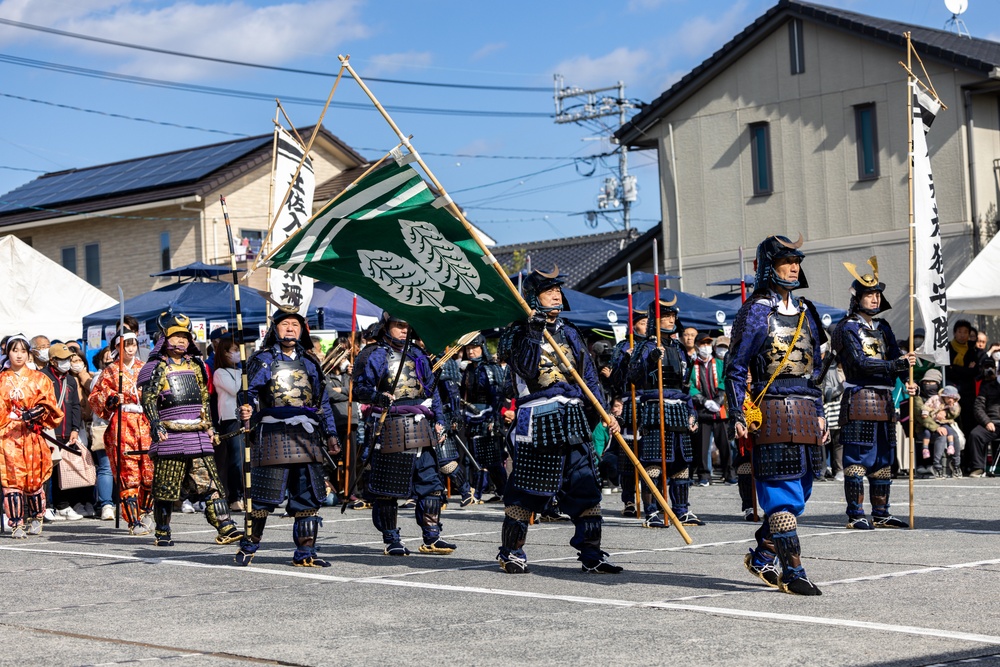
[85,243,101,287]
[855,103,879,180]
[788,18,805,75]
[160,231,171,271]
[749,122,773,196]
[61,247,77,274]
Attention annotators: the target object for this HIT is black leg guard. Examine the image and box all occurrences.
[153,500,174,546]
[235,509,268,566]
[25,490,45,518]
[372,498,400,542]
[3,491,24,526]
[498,514,530,573]
[744,518,780,588]
[668,478,690,515]
[869,478,891,517]
[292,512,330,567]
[415,495,442,541]
[771,530,821,596]
[569,514,602,556]
[121,492,148,534]
[501,515,529,553]
[207,497,243,545]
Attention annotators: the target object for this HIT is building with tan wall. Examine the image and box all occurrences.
[614,0,1000,333]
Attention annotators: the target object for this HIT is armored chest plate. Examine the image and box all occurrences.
[383,351,424,399]
[858,326,887,360]
[762,311,814,378]
[269,358,314,408]
[162,368,202,409]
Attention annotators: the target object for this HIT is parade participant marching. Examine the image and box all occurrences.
[460,333,508,503]
[628,298,704,528]
[833,257,915,530]
[726,234,827,596]
[139,314,243,547]
[496,268,622,574]
[234,306,341,567]
[352,312,457,557]
[608,308,648,518]
[0,335,63,538]
[89,330,154,536]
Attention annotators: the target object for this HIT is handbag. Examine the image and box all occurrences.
[58,446,97,489]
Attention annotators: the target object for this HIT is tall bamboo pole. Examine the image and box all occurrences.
[739,246,759,521]
[906,33,916,530]
[343,293,357,498]
[627,264,641,513]
[653,242,670,504]
[335,54,691,544]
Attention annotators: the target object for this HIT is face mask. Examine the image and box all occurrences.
[55,359,71,373]
[338,360,349,373]
[992,351,1000,362]
[697,345,712,359]
[715,347,728,359]
[34,348,49,363]
[167,343,188,355]
[227,351,241,364]
[70,362,85,373]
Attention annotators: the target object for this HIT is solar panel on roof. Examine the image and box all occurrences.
[0,135,270,215]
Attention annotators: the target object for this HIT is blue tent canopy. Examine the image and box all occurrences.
[599,271,682,291]
[560,288,630,331]
[311,283,383,332]
[82,281,318,339]
[708,292,848,329]
[150,261,230,280]
[606,289,738,331]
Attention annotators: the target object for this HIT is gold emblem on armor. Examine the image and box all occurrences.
[387,357,423,399]
[272,367,313,407]
[537,340,572,388]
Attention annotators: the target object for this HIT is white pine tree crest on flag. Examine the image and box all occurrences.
[266,162,524,352]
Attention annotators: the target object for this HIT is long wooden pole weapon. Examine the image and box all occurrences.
[115,286,125,530]
[653,241,670,503]
[336,54,691,544]
[343,293,357,498]
[220,196,253,539]
[738,246,759,522]
[627,264,641,513]
[906,33,916,530]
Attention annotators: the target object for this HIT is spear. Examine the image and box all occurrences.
[220,196,253,540]
[653,241,669,503]
[627,264,641,513]
[738,246,758,522]
[115,285,125,530]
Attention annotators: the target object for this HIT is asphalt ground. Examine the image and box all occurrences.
[2,476,999,667]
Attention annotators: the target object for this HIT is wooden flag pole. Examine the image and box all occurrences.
[627,264,641,514]
[337,54,692,544]
[906,33,916,530]
[250,64,347,276]
[653,241,670,504]
[343,293,357,498]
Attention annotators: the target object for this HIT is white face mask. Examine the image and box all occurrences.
[715,347,728,359]
[992,351,1000,362]
[34,348,49,363]
[697,345,713,359]
[55,359,71,373]
[338,360,349,373]
[70,362,85,373]
[227,351,241,364]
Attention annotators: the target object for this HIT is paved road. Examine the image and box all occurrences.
[2,476,999,667]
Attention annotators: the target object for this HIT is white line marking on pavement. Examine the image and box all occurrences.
[5,544,1000,646]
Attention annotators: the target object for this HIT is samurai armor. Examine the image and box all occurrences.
[845,387,893,422]
[840,420,878,448]
[160,368,202,411]
[268,359,314,408]
[380,414,437,454]
[751,311,815,381]
[471,434,504,467]
[151,457,189,502]
[250,463,325,507]
[382,354,424,399]
[254,423,325,466]
[639,431,691,464]
[368,450,417,498]
[753,397,824,445]
[753,442,808,481]
[639,398,691,433]
[435,434,460,464]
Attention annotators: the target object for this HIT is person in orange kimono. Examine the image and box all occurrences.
[89,331,154,536]
[0,334,63,538]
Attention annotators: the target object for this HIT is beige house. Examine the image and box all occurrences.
[0,126,367,300]
[616,0,1000,332]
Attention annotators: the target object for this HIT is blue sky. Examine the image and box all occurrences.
[0,0,996,246]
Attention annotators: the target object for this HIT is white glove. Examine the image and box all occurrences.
[704,400,721,413]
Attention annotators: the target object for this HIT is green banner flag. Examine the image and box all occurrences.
[267,162,526,352]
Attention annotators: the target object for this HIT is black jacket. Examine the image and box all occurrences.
[974,380,1000,427]
[40,367,81,441]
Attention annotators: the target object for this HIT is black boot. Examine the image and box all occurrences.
[153,500,174,546]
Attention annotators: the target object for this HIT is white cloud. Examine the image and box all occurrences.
[359,50,434,75]
[0,1,370,80]
[552,47,650,89]
[471,42,506,61]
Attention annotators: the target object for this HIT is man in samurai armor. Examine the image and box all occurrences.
[234,306,341,567]
[430,344,476,508]
[89,330,154,535]
[832,257,915,530]
[461,333,509,503]
[627,296,705,528]
[496,267,622,574]
[725,234,827,596]
[607,308,648,518]
[352,312,457,557]
[139,313,243,547]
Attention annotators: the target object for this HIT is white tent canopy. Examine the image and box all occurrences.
[0,235,117,342]
[950,232,1000,316]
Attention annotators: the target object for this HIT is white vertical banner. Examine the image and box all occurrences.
[268,126,316,316]
[911,81,949,366]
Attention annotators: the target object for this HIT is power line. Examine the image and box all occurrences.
[0,17,552,93]
[0,53,552,119]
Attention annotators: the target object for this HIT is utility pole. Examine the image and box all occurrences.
[554,75,638,232]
